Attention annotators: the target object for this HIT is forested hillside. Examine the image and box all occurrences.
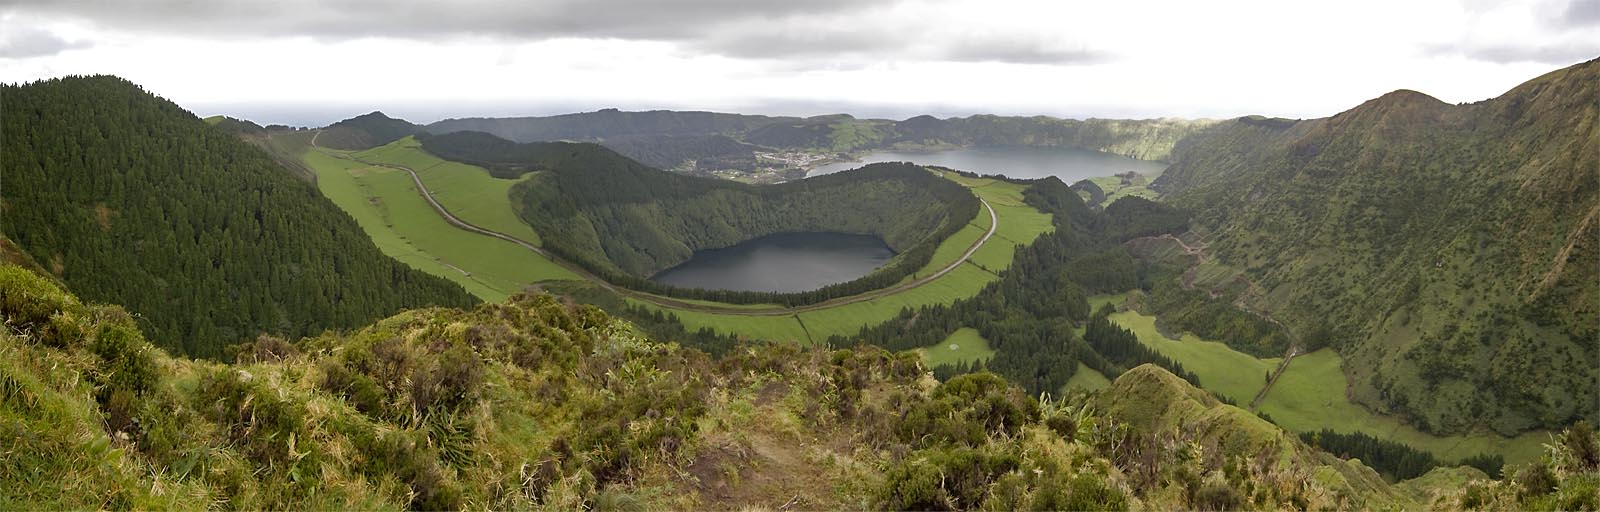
[1152,58,1599,435]
[10,263,1580,510]
[420,131,978,305]
[597,133,760,170]
[0,76,476,357]
[315,111,423,150]
[835,179,1198,395]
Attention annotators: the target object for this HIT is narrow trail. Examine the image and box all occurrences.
[314,136,1002,316]
[1249,345,1299,412]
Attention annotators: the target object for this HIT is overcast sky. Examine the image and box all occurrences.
[2,0,1597,126]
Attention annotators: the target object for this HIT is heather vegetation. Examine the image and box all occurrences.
[4,263,1541,510]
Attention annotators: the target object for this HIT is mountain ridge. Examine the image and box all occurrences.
[1152,57,1599,435]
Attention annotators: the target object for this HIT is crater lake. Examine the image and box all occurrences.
[649,232,895,293]
[806,146,1168,181]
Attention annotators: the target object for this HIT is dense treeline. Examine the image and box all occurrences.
[1095,196,1190,242]
[423,131,979,306]
[1301,429,1504,481]
[598,133,760,170]
[1070,179,1106,207]
[0,76,477,358]
[1083,304,1199,384]
[1144,278,1295,357]
[830,177,1198,395]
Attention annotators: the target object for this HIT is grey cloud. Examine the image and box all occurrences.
[1428,42,1600,65]
[2,0,1108,66]
[1,0,883,42]
[694,26,903,59]
[0,25,90,58]
[941,37,1103,65]
[1564,0,1600,26]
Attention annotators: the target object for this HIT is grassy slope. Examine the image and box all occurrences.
[353,137,543,245]
[305,149,578,302]
[1093,293,1547,464]
[646,176,1054,342]
[921,327,996,368]
[1062,362,1112,392]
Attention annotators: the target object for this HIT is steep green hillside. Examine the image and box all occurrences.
[206,118,320,181]
[5,263,1563,510]
[1153,59,1599,435]
[0,76,476,358]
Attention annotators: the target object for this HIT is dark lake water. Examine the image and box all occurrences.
[650,232,894,293]
[806,146,1168,182]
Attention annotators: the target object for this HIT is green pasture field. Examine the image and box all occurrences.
[354,137,543,245]
[921,328,996,368]
[304,149,578,302]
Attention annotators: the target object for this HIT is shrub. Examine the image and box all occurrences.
[0,265,79,332]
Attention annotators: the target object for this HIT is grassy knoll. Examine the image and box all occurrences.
[921,327,996,368]
[305,149,578,302]
[1093,292,1549,464]
[1063,362,1111,392]
[354,137,543,245]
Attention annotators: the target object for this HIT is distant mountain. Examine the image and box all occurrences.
[426,108,794,142]
[424,108,1213,163]
[316,111,423,150]
[1152,58,1599,435]
[0,76,476,357]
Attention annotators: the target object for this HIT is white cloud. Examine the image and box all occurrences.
[1,0,1593,124]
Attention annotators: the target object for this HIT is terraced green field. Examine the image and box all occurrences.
[921,328,996,368]
[1092,292,1549,464]
[304,149,578,302]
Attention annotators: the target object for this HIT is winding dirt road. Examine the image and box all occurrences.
[317,132,1001,316]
